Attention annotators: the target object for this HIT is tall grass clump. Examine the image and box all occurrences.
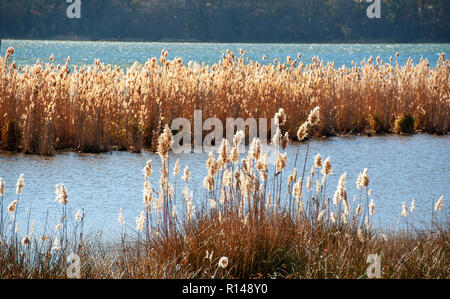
[0,107,448,279]
[0,174,107,278]
[0,48,449,155]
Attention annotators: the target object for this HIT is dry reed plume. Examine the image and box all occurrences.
[0,48,449,155]
[0,108,448,279]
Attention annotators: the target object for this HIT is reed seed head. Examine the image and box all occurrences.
[136,211,145,232]
[16,174,24,195]
[173,159,180,177]
[182,166,190,182]
[362,168,370,187]
[314,154,322,168]
[233,130,245,147]
[217,139,230,167]
[8,199,18,213]
[75,209,82,222]
[272,128,282,147]
[222,168,232,187]
[321,157,332,176]
[218,256,229,268]
[0,178,5,195]
[330,212,336,223]
[308,106,320,126]
[157,125,173,160]
[435,195,444,212]
[293,178,303,200]
[401,202,408,217]
[306,176,312,191]
[296,121,309,141]
[317,209,326,222]
[143,160,153,178]
[249,138,261,161]
[410,198,415,212]
[356,203,362,215]
[276,152,287,173]
[54,183,68,205]
[274,108,287,126]
[281,132,289,150]
[369,199,375,216]
[118,208,125,227]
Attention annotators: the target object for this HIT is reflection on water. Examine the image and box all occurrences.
[0,134,448,237]
[2,40,449,69]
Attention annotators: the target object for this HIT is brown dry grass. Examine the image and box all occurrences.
[0,48,449,155]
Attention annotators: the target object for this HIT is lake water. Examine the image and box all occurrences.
[0,41,449,237]
[0,134,448,237]
[1,40,449,69]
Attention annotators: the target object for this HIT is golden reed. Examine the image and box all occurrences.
[0,48,448,155]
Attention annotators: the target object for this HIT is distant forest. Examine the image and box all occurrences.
[1,0,449,42]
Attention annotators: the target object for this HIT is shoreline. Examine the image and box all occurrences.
[1,132,448,156]
[3,38,450,44]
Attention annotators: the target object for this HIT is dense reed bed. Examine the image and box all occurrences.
[0,108,448,279]
[0,47,449,155]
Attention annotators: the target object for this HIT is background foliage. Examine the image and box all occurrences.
[1,0,449,42]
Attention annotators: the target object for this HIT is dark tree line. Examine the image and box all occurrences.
[1,0,449,42]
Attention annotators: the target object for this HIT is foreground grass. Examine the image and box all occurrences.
[0,107,448,279]
[0,210,448,279]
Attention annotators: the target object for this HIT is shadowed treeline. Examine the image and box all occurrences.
[0,0,449,42]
